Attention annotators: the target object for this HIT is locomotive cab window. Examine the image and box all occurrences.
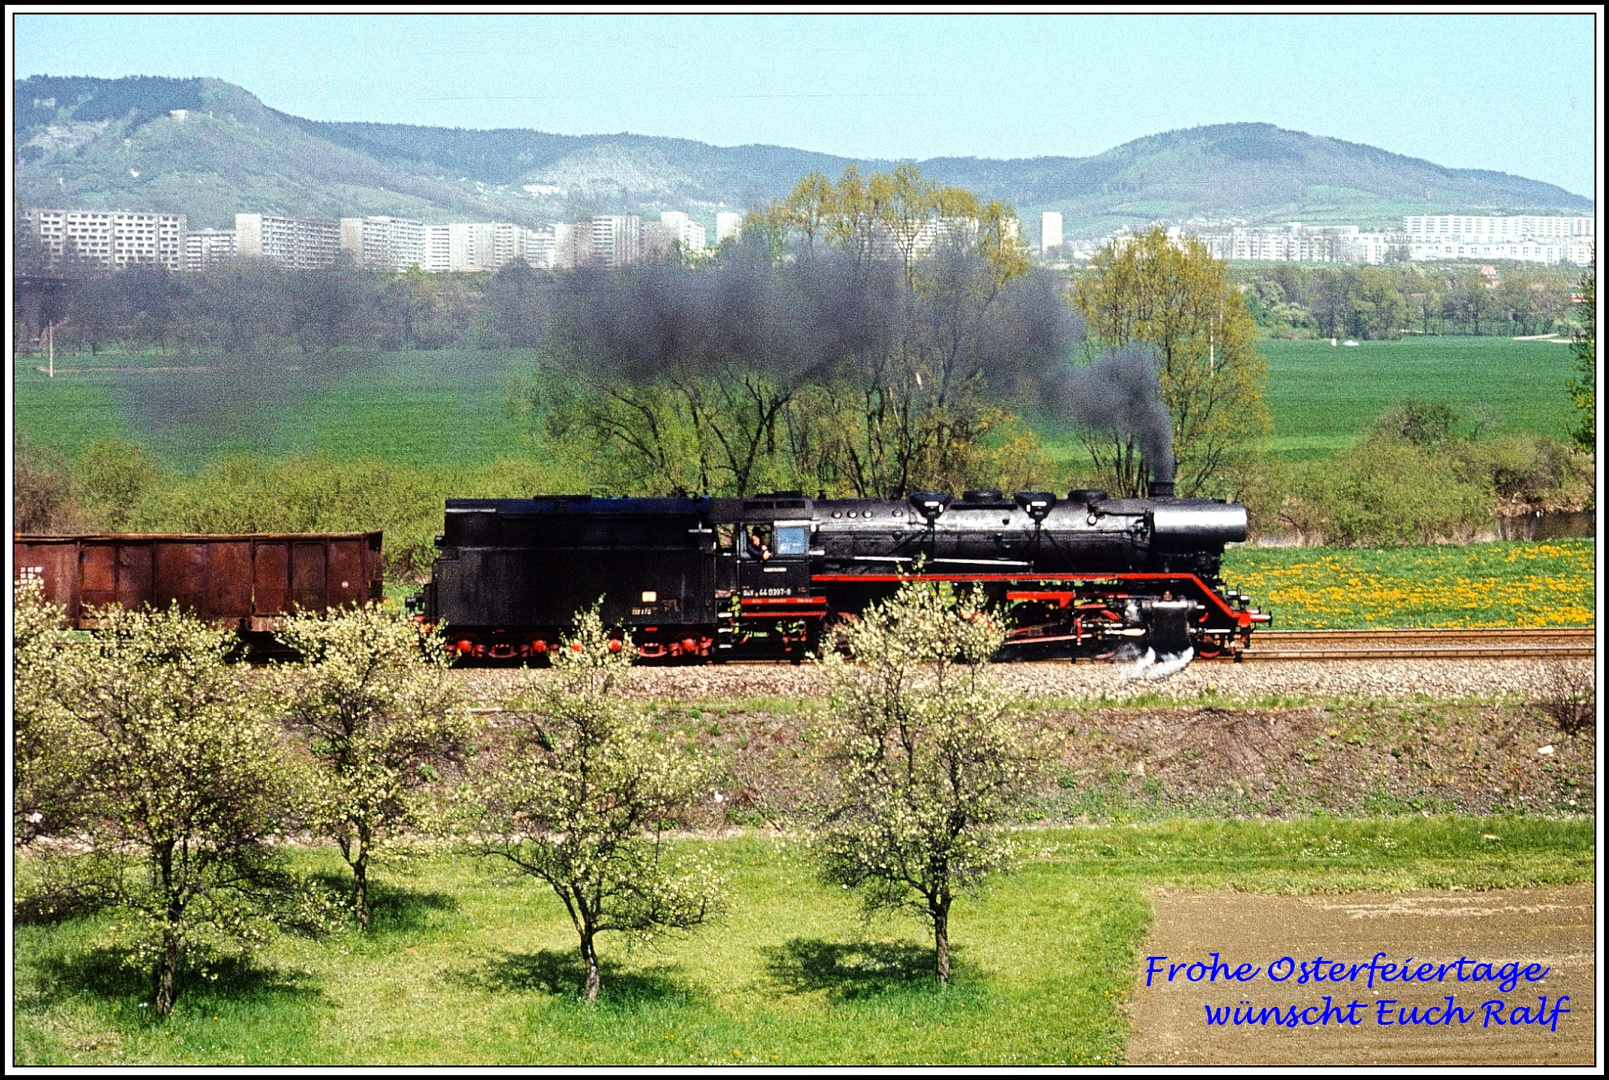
[774,525,808,557]
[741,524,773,560]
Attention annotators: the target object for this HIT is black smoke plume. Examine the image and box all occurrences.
[1061,341,1175,483]
[542,239,1079,393]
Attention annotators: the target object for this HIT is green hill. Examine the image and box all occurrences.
[14,75,1593,236]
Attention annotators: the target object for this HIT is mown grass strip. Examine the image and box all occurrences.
[12,817,1590,1066]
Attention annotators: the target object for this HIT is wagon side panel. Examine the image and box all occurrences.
[327,538,370,610]
[116,542,154,611]
[254,542,289,616]
[79,541,118,612]
[153,540,209,616]
[290,541,327,612]
[207,540,254,623]
[14,539,81,625]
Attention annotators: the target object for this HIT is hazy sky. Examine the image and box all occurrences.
[11,12,1600,196]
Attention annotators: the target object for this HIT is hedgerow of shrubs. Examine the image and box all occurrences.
[1265,403,1594,546]
[14,401,1594,563]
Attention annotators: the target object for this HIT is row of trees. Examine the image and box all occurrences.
[16,582,1044,1012]
[1231,260,1584,340]
[512,166,1078,500]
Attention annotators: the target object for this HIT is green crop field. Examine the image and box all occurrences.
[12,348,540,471]
[13,818,1591,1066]
[1221,540,1596,629]
[14,337,1581,472]
[1259,337,1580,461]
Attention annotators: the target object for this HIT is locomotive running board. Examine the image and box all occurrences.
[811,571,1262,631]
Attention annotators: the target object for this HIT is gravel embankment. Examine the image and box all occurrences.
[454,658,1594,706]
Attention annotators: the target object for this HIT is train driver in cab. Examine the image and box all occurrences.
[745,526,771,561]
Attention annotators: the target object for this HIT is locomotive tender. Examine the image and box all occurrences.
[413,486,1270,662]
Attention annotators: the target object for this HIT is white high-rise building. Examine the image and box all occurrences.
[520,226,557,269]
[420,222,506,272]
[184,228,237,271]
[236,213,339,270]
[1403,214,1594,243]
[26,209,188,271]
[715,212,743,245]
[492,223,524,269]
[423,225,453,273]
[659,211,707,252]
[559,222,589,268]
[591,215,643,268]
[1041,211,1063,255]
[351,217,427,271]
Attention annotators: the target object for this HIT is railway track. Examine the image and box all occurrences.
[703,627,1597,665]
[1237,626,1596,662]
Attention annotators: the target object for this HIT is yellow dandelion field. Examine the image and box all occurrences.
[1220,540,1597,629]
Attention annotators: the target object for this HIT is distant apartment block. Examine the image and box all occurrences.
[1403,214,1594,242]
[1408,238,1592,267]
[236,213,339,270]
[493,223,525,269]
[338,217,426,271]
[555,222,589,269]
[26,208,187,271]
[715,212,743,245]
[643,220,677,259]
[185,228,237,271]
[521,225,558,269]
[591,215,643,268]
[659,211,708,252]
[1402,215,1595,266]
[1041,211,1063,255]
[1194,222,1378,264]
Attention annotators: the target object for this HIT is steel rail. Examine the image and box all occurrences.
[1237,626,1595,661]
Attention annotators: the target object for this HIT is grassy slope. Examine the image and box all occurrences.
[12,818,1589,1066]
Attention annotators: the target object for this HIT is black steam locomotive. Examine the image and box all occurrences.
[411,485,1270,663]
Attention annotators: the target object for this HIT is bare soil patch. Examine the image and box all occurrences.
[1128,883,1595,1065]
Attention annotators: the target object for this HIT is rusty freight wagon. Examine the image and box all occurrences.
[14,532,384,634]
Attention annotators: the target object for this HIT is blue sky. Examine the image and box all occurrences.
[11,12,1600,196]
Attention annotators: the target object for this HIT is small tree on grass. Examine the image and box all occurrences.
[812,580,1043,986]
[26,603,330,1017]
[464,605,721,1003]
[275,604,477,928]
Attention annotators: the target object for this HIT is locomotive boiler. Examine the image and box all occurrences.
[413,486,1270,663]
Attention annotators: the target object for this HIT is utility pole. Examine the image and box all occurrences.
[47,320,54,378]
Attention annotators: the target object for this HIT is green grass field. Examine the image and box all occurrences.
[1258,337,1580,461]
[14,337,1581,471]
[13,818,1591,1066]
[1221,539,1596,628]
[12,348,539,471]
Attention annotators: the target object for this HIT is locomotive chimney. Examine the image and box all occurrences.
[1148,478,1175,499]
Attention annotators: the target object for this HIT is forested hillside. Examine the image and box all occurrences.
[14,76,1592,235]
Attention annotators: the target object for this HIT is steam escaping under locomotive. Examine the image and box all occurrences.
[411,485,1271,663]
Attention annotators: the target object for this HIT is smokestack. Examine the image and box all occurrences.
[1149,479,1175,499]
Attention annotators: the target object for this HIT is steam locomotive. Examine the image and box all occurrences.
[410,484,1271,663]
